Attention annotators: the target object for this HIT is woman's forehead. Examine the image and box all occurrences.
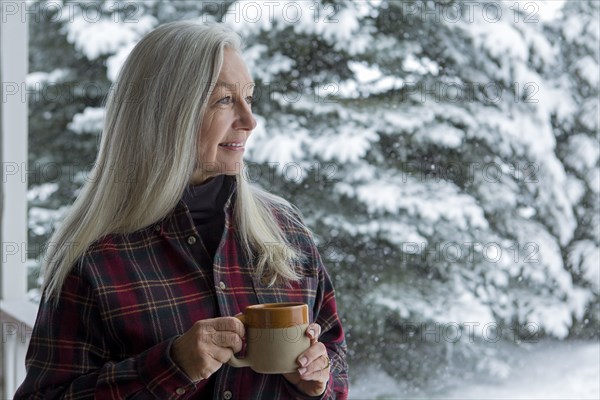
[219,49,253,80]
[214,81,255,90]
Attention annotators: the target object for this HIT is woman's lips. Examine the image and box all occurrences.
[219,142,245,151]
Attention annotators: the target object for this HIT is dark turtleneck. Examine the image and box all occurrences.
[181,174,235,261]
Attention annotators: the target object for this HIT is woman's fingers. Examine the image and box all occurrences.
[306,323,322,342]
[211,346,235,364]
[295,324,329,381]
[213,316,245,337]
[211,330,244,353]
[172,316,246,382]
[284,324,330,396]
[297,341,329,380]
[298,357,330,381]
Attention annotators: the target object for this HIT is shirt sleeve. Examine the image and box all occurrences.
[14,269,208,400]
[281,222,350,400]
[312,256,349,400]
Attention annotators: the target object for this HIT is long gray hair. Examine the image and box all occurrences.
[42,21,304,303]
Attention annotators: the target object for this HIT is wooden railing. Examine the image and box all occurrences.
[0,299,38,398]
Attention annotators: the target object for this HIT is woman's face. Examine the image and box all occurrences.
[192,48,257,184]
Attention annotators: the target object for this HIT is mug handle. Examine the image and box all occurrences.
[227,314,252,369]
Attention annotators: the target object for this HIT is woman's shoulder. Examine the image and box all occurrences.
[86,231,123,251]
[79,218,171,273]
[72,223,170,289]
[84,229,148,255]
[74,233,138,280]
[84,203,185,256]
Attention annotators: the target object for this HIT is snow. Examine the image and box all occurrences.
[339,62,405,97]
[27,69,70,88]
[564,174,586,205]
[68,107,105,134]
[576,55,600,87]
[27,183,59,202]
[532,226,572,294]
[561,14,585,43]
[106,43,136,81]
[484,213,593,338]
[28,206,69,236]
[243,45,295,82]
[225,1,372,55]
[589,167,600,194]
[442,341,600,399]
[263,52,296,76]
[381,107,435,133]
[350,340,600,399]
[581,98,600,131]
[240,44,268,81]
[249,106,379,165]
[246,115,310,175]
[524,26,557,67]
[475,108,556,159]
[403,53,439,75]
[349,61,382,83]
[65,15,157,61]
[564,134,600,173]
[465,12,528,63]
[416,123,464,149]
[470,105,578,246]
[60,4,157,81]
[308,128,378,163]
[322,215,428,247]
[370,279,497,339]
[347,175,488,231]
[569,240,600,293]
[527,301,573,339]
[536,0,566,21]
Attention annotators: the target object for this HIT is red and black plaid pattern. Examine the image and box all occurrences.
[15,189,348,399]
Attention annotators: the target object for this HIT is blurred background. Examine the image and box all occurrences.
[2,0,599,398]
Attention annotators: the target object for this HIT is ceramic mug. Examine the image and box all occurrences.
[228,302,311,374]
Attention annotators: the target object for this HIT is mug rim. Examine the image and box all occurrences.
[243,302,309,328]
[246,302,306,310]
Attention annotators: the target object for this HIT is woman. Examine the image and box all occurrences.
[15,21,348,399]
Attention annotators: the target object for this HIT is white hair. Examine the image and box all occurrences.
[42,21,304,304]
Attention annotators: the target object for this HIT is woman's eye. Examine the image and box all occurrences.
[217,96,233,105]
[245,96,254,105]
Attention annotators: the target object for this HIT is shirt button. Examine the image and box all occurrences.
[154,224,161,232]
[223,390,232,400]
[176,387,186,395]
[187,236,197,245]
[219,281,226,290]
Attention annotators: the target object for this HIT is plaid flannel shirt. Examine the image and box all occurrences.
[15,182,348,399]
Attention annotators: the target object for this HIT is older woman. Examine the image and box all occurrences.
[15,21,348,399]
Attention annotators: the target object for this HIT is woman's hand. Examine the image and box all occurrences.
[283,323,330,397]
[171,317,245,382]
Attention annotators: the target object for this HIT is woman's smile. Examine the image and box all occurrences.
[218,141,245,150]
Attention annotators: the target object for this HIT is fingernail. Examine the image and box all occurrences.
[299,356,308,366]
[308,329,315,337]
[298,367,307,375]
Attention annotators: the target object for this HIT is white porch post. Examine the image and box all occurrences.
[1,0,28,300]
[1,1,35,397]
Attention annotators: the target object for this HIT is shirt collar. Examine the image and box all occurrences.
[159,175,237,235]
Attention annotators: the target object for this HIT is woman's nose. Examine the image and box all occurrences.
[235,101,257,131]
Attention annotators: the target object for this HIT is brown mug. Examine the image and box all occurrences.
[228,302,311,374]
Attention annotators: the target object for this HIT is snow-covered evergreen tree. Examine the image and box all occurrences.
[545,0,599,337]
